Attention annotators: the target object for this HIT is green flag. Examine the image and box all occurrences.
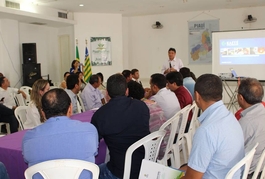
[76,45,80,61]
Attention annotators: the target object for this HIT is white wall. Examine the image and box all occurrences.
[123,6,265,80]
[74,13,123,81]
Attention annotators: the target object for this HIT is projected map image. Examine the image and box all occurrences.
[220,38,265,64]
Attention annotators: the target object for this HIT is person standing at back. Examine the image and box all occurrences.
[91,74,150,179]
[181,74,244,179]
[162,48,184,75]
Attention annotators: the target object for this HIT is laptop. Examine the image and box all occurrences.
[230,68,238,78]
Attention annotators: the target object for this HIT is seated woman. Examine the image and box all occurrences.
[60,72,70,89]
[76,72,86,91]
[97,72,106,90]
[24,79,50,129]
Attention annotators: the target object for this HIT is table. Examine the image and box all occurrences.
[0,110,106,179]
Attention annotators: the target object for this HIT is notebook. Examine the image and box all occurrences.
[138,159,185,179]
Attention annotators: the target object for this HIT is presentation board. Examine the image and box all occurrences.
[212,29,265,80]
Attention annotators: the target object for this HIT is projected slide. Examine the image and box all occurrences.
[219,38,265,64]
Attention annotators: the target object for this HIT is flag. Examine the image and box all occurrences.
[76,45,80,61]
[84,47,92,82]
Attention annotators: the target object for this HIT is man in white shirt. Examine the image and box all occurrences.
[149,73,181,119]
[162,48,184,75]
[81,74,106,111]
[0,76,26,109]
[65,74,81,114]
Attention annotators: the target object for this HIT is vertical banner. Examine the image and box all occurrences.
[90,37,112,66]
[188,19,219,64]
[84,40,92,83]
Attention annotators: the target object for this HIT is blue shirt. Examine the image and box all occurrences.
[183,77,195,99]
[81,83,104,111]
[188,101,244,179]
[22,116,98,179]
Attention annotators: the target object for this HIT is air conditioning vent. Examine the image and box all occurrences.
[5,0,20,9]
[30,22,47,25]
[58,12,67,19]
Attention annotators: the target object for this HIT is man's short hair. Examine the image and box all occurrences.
[122,70,132,79]
[179,67,191,78]
[150,73,166,89]
[168,48,176,53]
[238,78,263,105]
[0,77,6,87]
[66,74,79,90]
[195,74,222,102]
[128,81,145,100]
[89,74,99,85]
[131,69,139,75]
[0,73,3,77]
[107,74,127,98]
[166,72,183,86]
[96,72,104,82]
[41,88,71,119]
[64,72,70,78]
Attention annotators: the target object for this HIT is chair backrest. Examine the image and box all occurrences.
[252,148,265,179]
[225,143,259,179]
[0,122,10,134]
[14,106,29,130]
[157,110,182,167]
[187,101,200,137]
[123,130,166,179]
[24,159,99,179]
[20,86,32,106]
[77,93,85,112]
[15,93,26,106]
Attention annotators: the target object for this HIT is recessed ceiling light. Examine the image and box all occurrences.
[79,4,84,7]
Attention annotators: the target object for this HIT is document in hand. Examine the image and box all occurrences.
[138,159,185,179]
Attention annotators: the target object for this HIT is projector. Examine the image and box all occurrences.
[219,73,232,79]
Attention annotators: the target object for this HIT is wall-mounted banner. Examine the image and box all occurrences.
[188,19,219,64]
[90,37,112,66]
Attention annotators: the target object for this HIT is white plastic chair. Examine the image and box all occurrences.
[0,123,10,134]
[183,102,200,155]
[123,130,166,179]
[14,106,28,130]
[20,86,32,106]
[24,159,99,179]
[15,93,26,106]
[225,142,259,179]
[157,105,191,168]
[77,93,85,113]
[252,148,265,179]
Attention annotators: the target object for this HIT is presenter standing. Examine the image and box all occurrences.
[162,48,184,75]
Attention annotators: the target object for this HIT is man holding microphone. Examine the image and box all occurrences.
[162,47,184,74]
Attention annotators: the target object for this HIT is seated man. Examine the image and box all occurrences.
[91,74,150,179]
[0,76,26,109]
[237,78,265,178]
[131,69,142,86]
[149,73,181,120]
[22,89,98,179]
[122,70,132,83]
[65,74,81,114]
[0,104,18,133]
[81,74,105,111]
[179,67,195,99]
[181,74,244,179]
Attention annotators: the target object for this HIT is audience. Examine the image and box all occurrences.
[91,74,150,179]
[131,69,142,85]
[162,47,184,74]
[181,74,244,179]
[24,79,50,129]
[22,88,98,179]
[60,72,70,89]
[0,76,26,109]
[179,67,195,99]
[96,72,106,90]
[122,70,132,83]
[81,74,105,111]
[0,162,9,179]
[237,78,265,178]
[0,104,18,133]
[149,73,181,120]
[65,74,81,114]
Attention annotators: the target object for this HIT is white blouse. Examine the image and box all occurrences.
[24,101,42,129]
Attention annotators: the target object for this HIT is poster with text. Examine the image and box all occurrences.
[91,37,112,66]
[188,19,219,64]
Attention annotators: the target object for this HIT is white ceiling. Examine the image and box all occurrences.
[13,0,265,16]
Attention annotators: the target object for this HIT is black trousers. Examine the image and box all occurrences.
[0,104,18,133]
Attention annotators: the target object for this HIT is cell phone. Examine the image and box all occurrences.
[0,97,4,102]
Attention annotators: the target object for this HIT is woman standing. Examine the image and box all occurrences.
[24,79,50,129]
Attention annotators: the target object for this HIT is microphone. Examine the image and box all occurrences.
[169,62,172,68]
